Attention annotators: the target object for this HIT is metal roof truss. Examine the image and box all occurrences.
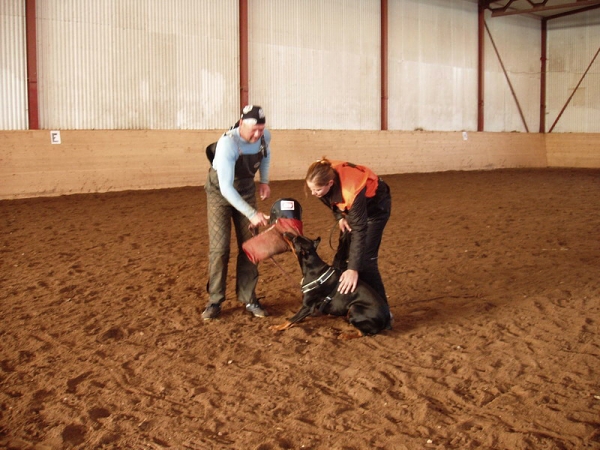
[483,0,600,20]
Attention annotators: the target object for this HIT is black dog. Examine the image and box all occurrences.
[270,233,392,338]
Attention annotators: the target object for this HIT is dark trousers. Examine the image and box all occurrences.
[333,214,390,302]
[333,179,391,302]
[204,169,258,306]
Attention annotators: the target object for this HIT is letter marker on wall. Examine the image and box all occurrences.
[50,130,61,144]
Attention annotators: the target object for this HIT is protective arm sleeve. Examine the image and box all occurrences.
[213,137,257,219]
[258,130,271,184]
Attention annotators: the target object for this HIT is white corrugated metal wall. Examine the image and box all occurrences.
[0,0,28,130]
[484,11,542,133]
[1,0,598,132]
[248,0,381,130]
[388,0,479,132]
[36,0,239,129]
[547,9,600,133]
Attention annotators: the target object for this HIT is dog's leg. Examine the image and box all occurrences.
[269,304,314,333]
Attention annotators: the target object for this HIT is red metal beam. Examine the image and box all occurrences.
[26,0,39,129]
[477,3,485,131]
[540,18,547,132]
[549,44,600,132]
[239,0,249,109]
[546,3,600,19]
[380,0,388,131]
[490,0,600,17]
[485,21,530,132]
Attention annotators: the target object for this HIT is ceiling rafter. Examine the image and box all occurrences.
[481,0,600,18]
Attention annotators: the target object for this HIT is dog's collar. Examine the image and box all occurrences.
[301,267,336,293]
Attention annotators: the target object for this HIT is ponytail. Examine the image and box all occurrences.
[306,157,335,187]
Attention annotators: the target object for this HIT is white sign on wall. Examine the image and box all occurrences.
[50,130,61,144]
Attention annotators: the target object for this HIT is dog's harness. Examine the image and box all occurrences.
[301,267,336,294]
[301,267,338,315]
[318,295,333,313]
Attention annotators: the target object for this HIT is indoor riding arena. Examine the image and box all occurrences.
[1,1,599,449]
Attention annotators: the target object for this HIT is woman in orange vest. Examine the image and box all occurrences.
[305,157,391,302]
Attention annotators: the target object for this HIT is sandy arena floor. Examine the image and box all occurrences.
[1,168,599,449]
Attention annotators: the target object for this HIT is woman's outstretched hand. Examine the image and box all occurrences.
[338,269,358,294]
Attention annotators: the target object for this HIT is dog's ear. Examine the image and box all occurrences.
[281,232,297,253]
[314,237,321,249]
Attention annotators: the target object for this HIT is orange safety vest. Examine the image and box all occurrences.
[330,161,379,210]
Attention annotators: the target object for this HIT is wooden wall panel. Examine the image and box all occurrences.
[0,130,217,199]
[268,130,546,181]
[546,133,600,168]
[3,129,591,200]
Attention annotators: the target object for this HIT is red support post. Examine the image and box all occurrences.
[540,18,547,133]
[477,2,485,131]
[26,0,39,129]
[239,0,249,110]
[380,0,388,131]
